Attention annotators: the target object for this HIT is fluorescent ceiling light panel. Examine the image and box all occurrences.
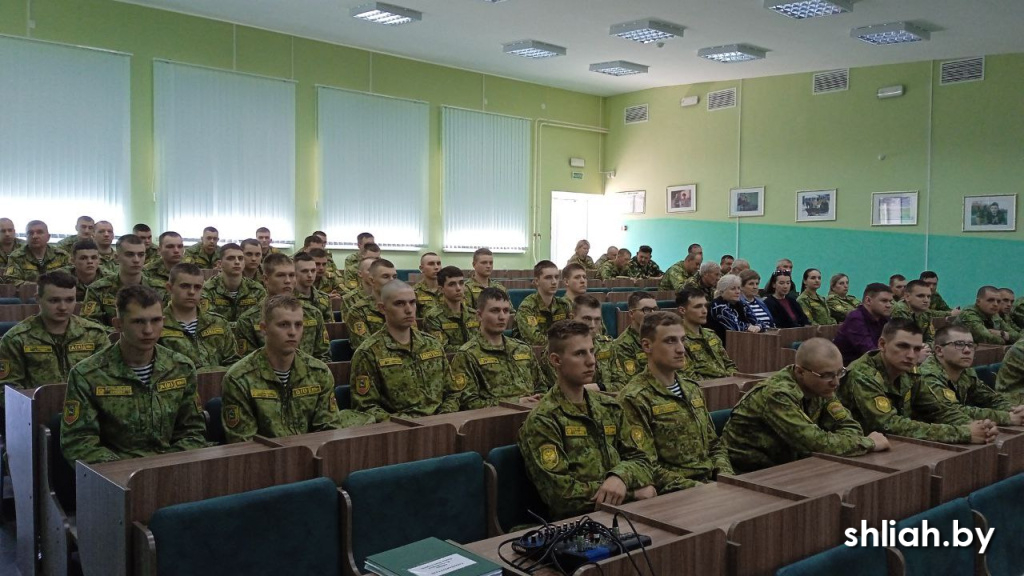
[503,40,566,59]
[350,2,421,25]
[698,44,767,63]
[589,61,649,76]
[764,0,852,19]
[610,19,685,44]
[851,21,930,45]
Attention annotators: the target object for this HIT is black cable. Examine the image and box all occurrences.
[613,511,657,576]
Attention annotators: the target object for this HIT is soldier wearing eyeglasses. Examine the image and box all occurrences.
[722,338,887,474]
[919,326,1024,426]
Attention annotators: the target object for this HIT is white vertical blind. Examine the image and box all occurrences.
[442,107,531,252]
[0,37,130,237]
[317,87,428,250]
[154,60,296,244]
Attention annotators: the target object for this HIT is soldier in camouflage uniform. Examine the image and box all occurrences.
[308,232,342,280]
[60,285,208,465]
[681,261,720,304]
[341,241,380,294]
[599,248,632,280]
[0,217,25,275]
[4,220,70,284]
[566,240,597,270]
[676,287,737,379]
[826,273,860,323]
[131,223,160,265]
[423,266,479,353]
[627,245,662,279]
[235,253,330,361]
[294,253,333,323]
[997,288,1017,331]
[309,248,344,299]
[0,272,109,425]
[594,245,617,270]
[451,288,543,409]
[920,326,1024,426]
[64,239,106,301]
[93,220,118,276]
[954,286,1017,345]
[413,252,443,318]
[613,291,657,381]
[200,243,266,322]
[890,280,937,345]
[518,320,656,520]
[341,232,375,292]
[539,295,624,392]
[796,268,836,326]
[619,312,733,491]
[339,256,377,320]
[350,281,460,421]
[221,295,373,443]
[659,253,701,292]
[919,271,960,319]
[182,226,221,269]
[255,227,282,259]
[723,338,887,473]
[158,264,238,371]
[82,234,151,327]
[996,339,1024,404]
[344,258,398,349]
[240,238,265,282]
[463,248,508,309]
[838,318,998,445]
[515,260,572,346]
[54,215,95,254]
[142,231,185,299]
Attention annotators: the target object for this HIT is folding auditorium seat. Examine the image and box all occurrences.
[968,473,1024,576]
[485,444,548,534]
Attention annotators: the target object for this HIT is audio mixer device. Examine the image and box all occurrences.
[501,515,654,575]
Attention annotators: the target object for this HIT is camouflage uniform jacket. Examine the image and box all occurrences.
[954,305,1016,345]
[627,257,662,279]
[682,327,737,379]
[98,250,118,276]
[619,369,733,491]
[220,348,373,443]
[422,303,479,354]
[723,366,873,474]
[412,281,442,318]
[314,271,344,295]
[890,301,937,344]
[517,385,655,520]
[594,254,610,269]
[566,254,596,270]
[233,301,330,362]
[826,293,861,323]
[514,293,572,346]
[182,244,220,269]
[838,351,972,443]
[598,261,631,280]
[54,235,81,254]
[797,291,837,326]
[158,305,239,371]
[451,333,543,409]
[340,255,362,293]
[297,288,333,323]
[930,292,952,313]
[919,356,1013,426]
[142,259,172,299]
[200,274,266,322]
[338,288,370,319]
[58,266,106,302]
[681,275,715,304]
[463,277,508,309]
[996,341,1024,405]
[144,245,160,265]
[4,245,70,284]
[539,335,625,392]
[0,239,25,273]
[1010,297,1024,333]
[350,328,459,421]
[82,274,152,327]
[60,343,208,466]
[659,261,696,292]
[343,296,386,350]
[613,328,647,381]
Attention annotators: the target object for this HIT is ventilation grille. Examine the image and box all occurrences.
[707,88,737,111]
[940,57,984,85]
[813,69,849,94]
[624,104,649,124]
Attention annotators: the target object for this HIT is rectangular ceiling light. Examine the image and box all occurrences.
[698,44,766,63]
[765,0,852,19]
[610,19,685,44]
[851,21,929,45]
[589,61,649,76]
[503,40,566,59]
[350,2,422,25]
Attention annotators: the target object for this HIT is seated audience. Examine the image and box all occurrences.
[764,270,810,328]
[676,287,737,379]
[826,273,860,323]
[708,274,762,339]
[738,269,775,330]
[158,263,238,371]
[627,245,662,279]
[682,260,721,304]
[423,266,478,353]
[797,268,836,326]
[890,279,937,345]
[515,260,571,346]
[566,239,596,270]
[954,285,1018,345]
[833,283,894,365]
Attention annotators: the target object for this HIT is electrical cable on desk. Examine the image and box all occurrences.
[612,512,657,576]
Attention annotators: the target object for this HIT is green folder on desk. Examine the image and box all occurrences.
[365,537,502,576]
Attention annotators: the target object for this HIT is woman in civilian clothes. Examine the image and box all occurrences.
[738,269,776,330]
[709,274,762,340]
[765,270,811,328]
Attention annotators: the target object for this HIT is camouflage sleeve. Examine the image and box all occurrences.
[1011,300,1024,332]
[437,355,461,414]
[515,300,547,346]
[538,351,557,392]
[998,317,1021,342]
[310,368,344,432]
[221,371,258,443]
[422,312,448,350]
[343,308,367,350]
[350,347,392,422]
[233,316,260,358]
[599,262,616,280]
[451,350,489,410]
[708,420,734,477]
[921,373,1011,425]
[954,311,1003,345]
[211,326,240,369]
[517,415,608,520]
[609,406,655,490]
[530,358,545,395]
[0,333,28,391]
[3,261,26,284]
[996,345,1024,405]
[313,321,330,363]
[617,394,701,493]
[845,372,971,443]
[168,369,210,452]
[932,293,952,312]
[81,288,107,325]
[712,336,738,375]
[60,370,121,465]
[763,392,873,457]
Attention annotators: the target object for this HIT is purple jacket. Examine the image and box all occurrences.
[833,305,888,365]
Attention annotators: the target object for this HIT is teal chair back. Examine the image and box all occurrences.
[895,498,976,576]
[342,452,487,573]
[601,302,628,337]
[775,542,889,576]
[148,477,340,576]
[710,409,731,437]
[0,321,16,337]
[486,445,547,532]
[968,473,1024,576]
[975,365,995,388]
[330,339,354,362]
[204,397,225,445]
[507,289,533,310]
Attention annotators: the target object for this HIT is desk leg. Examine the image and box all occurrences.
[76,464,127,576]
[7,388,38,576]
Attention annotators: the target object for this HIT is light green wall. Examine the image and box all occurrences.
[1,0,605,269]
[604,54,1024,305]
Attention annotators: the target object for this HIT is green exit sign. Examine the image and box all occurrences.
[571,171,584,180]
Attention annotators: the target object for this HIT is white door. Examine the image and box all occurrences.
[551,192,615,266]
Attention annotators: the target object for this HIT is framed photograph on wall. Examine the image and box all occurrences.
[871,191,918,226]
[963,194,1016,232]
[730,187,764,217]
[616,190,646,214]
[667,184,696,213]
[795,189,837,222]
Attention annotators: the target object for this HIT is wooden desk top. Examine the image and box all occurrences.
[83,440,280,488]
[698,375,761,387]
[843,437,967,470]
[736,457,892,498]
[394,405,529,430]
[267,421,414,450]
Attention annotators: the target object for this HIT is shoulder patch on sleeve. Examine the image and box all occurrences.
[81,301,97,316]
[0,359,10,379]
[623,359,637,375]
[873,396,892,413]
[539,443,559,470]
[223,404,240,428]
[942,388,958,402]
[630,425,644,445]
[62,400,81,426]
[354,375,371,395]
[352,321,367,336]
[826,401,848,420]
[452,373,467,391]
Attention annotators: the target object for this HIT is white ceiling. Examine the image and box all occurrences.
[117,0,1024,96]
